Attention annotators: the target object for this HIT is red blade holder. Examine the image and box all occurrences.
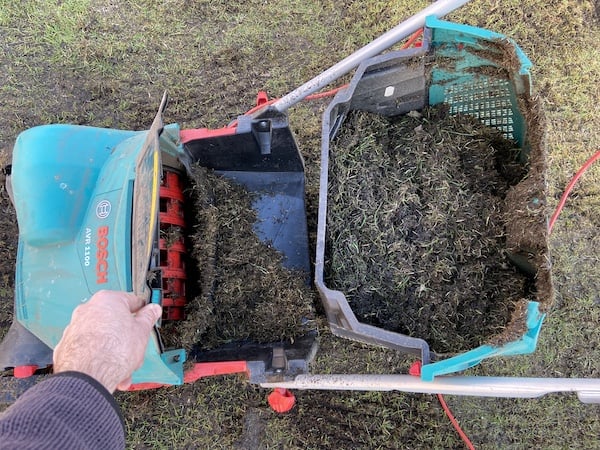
[159,169,187,321]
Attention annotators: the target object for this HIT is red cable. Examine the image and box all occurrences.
[548,149,600,234]
[403,27,423,49]
[305,84,349,101]
[240,97,279,117]
[437,393,476,450]
[409,361,475,449]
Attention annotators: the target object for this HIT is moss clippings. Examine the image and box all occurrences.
[326,105,550,354]
[164,165,316,351]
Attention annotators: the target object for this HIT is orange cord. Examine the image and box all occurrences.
[437,393,476,450]
[548,149,600,233]
[402,27,424,49]
[409,361,475,449]
[304,84,349,101]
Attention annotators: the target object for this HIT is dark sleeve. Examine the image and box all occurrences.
[0,371,125,450]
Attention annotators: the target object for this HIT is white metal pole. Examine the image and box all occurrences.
[261,374,600,403]
[269,0,472,113]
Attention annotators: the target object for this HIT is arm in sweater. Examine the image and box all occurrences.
[0,290,162,449]
[0,372,124,450]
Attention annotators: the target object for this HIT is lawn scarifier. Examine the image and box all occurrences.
[2,0,599,407]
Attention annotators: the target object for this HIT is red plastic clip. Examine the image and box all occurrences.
[268,387,296,413]
[183,361,249,384]
[14,365,38,378]
[409,360,422,377]
[256,91,269,107]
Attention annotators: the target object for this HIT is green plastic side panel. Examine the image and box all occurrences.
[12,125,138,246]
[421,302,545,381]
[425,16,532,147]
[13,125,142,338]
[12,123,185,385]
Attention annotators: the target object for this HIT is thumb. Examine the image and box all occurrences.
[116,376,133,391]
[135,303,162,329]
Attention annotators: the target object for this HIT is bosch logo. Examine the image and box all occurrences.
[96,200,112,219]
[96,226,109,284]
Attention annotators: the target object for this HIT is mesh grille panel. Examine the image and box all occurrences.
[444,78,515,140]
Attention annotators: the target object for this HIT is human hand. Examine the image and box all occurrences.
[53,290,162,393]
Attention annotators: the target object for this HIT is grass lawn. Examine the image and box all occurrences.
[1,0,599,448]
